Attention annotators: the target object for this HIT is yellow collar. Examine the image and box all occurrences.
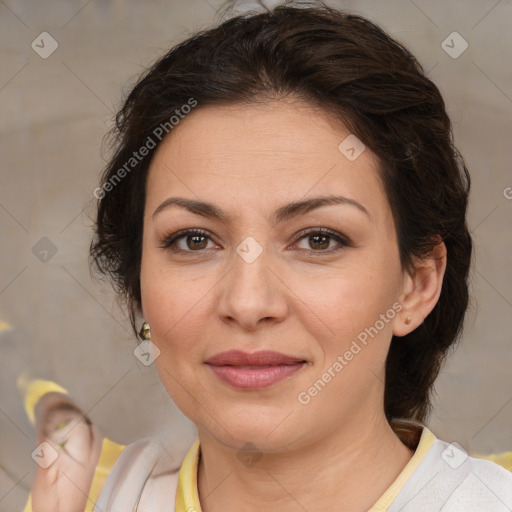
[175,421,436,512]
[175,438,202,511]
[369,421,436,511]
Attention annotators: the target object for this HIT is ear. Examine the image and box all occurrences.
[392,238,447,337]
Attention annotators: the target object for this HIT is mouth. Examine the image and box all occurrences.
[204,350,307,390]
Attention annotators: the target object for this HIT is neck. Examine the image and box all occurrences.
[197,413,415,512]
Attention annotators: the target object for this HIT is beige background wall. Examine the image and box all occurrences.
[1,0,511,509]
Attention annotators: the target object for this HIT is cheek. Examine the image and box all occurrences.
[292,256,402,380]
[295,259,400,332]
[140,255,211,418]
[141,245,189,320]
[140,251,212,362]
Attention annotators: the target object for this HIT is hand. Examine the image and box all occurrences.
[30,392,103,512]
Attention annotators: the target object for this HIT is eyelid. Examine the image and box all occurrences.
[159,228,215,249]
[291,227,353,248]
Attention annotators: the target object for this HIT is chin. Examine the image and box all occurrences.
[199,404,306,453]
[216,428,296,454]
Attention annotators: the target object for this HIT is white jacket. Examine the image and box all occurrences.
[93,423,512,512]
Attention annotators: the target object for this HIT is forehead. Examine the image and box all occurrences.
[145,98,387,220]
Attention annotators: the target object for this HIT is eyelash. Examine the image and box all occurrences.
[159,227,352,256]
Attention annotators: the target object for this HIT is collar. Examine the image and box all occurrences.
[175,438,201,511]
[369,420,437,511]
[175,420,437,512]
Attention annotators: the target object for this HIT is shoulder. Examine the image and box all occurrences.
[390,435,512,512]
[450,450,512,509]
[93,437,181,512]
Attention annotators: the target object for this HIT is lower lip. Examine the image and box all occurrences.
[207,363,305,389]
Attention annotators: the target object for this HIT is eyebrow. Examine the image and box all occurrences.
[152,195,370,225]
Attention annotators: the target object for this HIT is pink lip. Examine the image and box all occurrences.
[205,350,306,390]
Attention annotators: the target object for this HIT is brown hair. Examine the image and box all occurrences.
[90,2,472,424]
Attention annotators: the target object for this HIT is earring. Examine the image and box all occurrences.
[404,317,412,325]
[139,321,151,341]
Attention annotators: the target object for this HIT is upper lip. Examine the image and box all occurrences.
[205,350,305,366]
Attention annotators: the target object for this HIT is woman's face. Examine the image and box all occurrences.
[140,98,407,452]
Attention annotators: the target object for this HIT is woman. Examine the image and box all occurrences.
[25,1,512,511]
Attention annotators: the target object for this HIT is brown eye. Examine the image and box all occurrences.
[307,234,330,250]
[294,228,351,254]
[160,227,351,256]
[185,234,209,250]
[161,228,216,253]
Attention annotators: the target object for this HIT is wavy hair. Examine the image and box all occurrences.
[90,1,472,423]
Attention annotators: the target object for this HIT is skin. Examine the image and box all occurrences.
[140,97,447,512]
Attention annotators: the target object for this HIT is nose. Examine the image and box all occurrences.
[217,240,289,332]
